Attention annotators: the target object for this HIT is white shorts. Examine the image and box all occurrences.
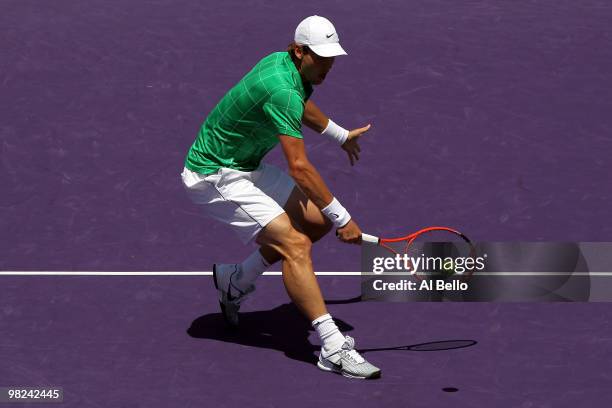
[181,163,296,243]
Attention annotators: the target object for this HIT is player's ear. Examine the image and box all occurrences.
[287,42,302,61]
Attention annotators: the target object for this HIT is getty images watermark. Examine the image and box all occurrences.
[368,252,487,293]
[361,242,612,302]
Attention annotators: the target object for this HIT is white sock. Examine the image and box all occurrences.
[312,313,346,354]
[233,249,271,290]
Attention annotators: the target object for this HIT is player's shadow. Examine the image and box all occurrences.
[187,302,354,365]
[188,296,476,364]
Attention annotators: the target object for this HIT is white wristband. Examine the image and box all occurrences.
[321,197,351,228]
[321,119,349,145]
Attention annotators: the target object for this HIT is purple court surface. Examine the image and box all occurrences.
[2,0,612,407]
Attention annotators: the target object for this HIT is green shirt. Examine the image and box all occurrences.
[185,52,313,174]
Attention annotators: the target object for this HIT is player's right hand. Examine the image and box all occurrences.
[336,219,362,244]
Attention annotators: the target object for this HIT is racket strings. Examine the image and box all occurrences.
[377,227,477,280]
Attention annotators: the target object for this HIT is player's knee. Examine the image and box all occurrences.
[283,230,312,262]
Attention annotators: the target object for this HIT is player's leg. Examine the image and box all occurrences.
[284,186,334,242]
[258,186,333,266]
[232,165,332,288]
[254,212,326,320]
[255,213,348,355]
[256,212,380,379]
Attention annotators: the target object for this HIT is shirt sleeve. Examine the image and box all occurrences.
[262,88,304,138]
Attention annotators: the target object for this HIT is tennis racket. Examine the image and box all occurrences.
[361,226,477,281]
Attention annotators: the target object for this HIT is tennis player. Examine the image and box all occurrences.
[181,15,380,379]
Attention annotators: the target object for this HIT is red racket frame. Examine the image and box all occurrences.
[375,226,475,280]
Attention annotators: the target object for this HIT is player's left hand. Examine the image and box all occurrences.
[341,124,371,166]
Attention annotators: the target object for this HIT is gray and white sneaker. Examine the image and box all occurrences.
[212,264,255,328]
[317,336,381,379]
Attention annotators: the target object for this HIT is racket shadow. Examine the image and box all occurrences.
[187,302,354,366]
[360,339,477,353]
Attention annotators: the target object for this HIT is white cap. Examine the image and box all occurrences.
[294,15,347,57]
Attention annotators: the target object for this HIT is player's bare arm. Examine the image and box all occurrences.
[302,100,328,132]
[303,100,372,166]
[279,134,362,243]
[278,134,332,207]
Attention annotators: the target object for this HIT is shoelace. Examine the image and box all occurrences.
[340,336,365,364]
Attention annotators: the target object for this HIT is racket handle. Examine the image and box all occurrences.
[361,233,380,244]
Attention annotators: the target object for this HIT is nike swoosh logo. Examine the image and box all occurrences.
[330,213,339,219]
[326,33,335,38]
[322,357,342,370]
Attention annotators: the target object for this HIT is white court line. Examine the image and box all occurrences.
[363,272,612,276]
[0,271,357,276]
[1,271,612,276]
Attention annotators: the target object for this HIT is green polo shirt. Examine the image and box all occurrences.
[185,52,313,174]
